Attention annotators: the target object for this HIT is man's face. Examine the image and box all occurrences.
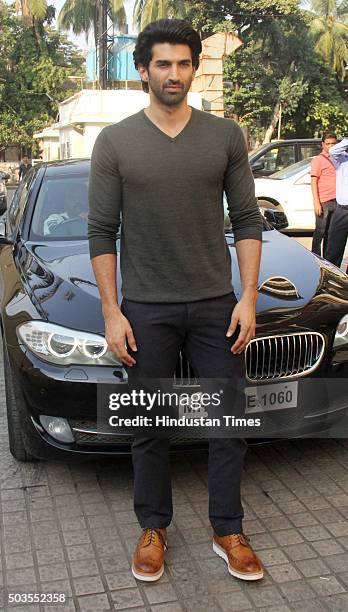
[322,137,337,153]
[23,156,29,163]
[139,43,196,107]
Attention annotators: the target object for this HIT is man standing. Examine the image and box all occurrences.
[326,137,348,268]
[88,19,264,583]
[310,132,337,257]
[18,155,32,182]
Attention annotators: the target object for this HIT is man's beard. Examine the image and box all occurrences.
[148,75,192,107]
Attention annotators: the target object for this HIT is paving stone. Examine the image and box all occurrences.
[69,559,99,578]
[308,575,347,597]
[280,580,316,601]
[33,533,62,550]
[99,555,130,573]
[282,543,317,562]
[109,587,145,609]
[59,516,87,531]
[257,548,289,567]
[36,548,65,565]
[77,593,110,611]
[143,582,178,605]
[327,521,348,537]
[325,553,348,573]
[296,557,331,578]
[272,529,304,546]
[248,532,277,550]
[41,578,73,597]
[323,593,348,611]
[39,563,69,582]
[261,516,292,531]
[104,571,138,590]
[300,525,331,541]
[214,590,253,611]
[151,603,184,612]
[290,599,327,612]
[311,539,345,556]
[288,512,319,527]
[62,530,91,546]
[6,568,37,586]
[5,551,34,569]
[248,585,285,607]
[66,544,96,561]
[266,563,302,583]
[73,575,105,596]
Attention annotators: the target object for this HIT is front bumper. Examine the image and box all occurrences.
[10,345,348,461]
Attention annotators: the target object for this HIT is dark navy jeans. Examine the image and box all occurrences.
[121,292,248,537]
[326,204,348,268]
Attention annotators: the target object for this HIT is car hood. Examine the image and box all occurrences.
[22,232,323,335]
[254,177,286,195]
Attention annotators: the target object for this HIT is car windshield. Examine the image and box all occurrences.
[248,144,268,159]
[270,158,311,180]
[29,174,89,240]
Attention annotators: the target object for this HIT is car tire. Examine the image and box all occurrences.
[2,339,36,462]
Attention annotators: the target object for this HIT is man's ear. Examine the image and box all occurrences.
[138,64,148,84]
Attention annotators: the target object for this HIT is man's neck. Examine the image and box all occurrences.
[144,97,192,129]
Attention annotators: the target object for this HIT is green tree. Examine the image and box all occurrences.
[58,0,127,46]
[15,0,48,22]
[0,1,85,153]
[308,0,348,80]
[133,0,187,30]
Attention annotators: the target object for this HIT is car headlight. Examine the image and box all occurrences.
[333,314,348,348]
[16,321,122,366]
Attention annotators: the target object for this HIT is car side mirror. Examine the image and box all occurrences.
[251,160,265,172]
[263,209,289,231]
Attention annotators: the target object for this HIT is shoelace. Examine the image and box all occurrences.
[141,528,168,549]
[226,533,249,547]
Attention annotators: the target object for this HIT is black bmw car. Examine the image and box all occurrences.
[1,159,348,462]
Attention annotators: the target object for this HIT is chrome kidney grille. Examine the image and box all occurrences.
[246,332,325,381]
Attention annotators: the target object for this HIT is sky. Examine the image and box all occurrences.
[52,0,136,49]
[7,0,310,51]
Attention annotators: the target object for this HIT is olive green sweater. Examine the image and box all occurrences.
[88,106,262,303]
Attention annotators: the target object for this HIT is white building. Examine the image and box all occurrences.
[36,89,202,161]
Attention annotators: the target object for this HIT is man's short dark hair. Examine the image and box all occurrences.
[322,131,337,142]
[133,19,202,93]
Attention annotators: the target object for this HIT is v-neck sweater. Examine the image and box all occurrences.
[88,107,262,303]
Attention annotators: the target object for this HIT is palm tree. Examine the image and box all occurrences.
[133,0,187,31]
[58,0,127,47]
[15,0,48,24]
[309,0,348,80]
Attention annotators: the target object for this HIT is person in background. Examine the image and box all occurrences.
[18,155,32,182]
[310,132,337,258]
[325,137,348,269]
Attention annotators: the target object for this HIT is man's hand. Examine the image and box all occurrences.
[314,201,323,216]
[226,291,257,354]
[104,308,137,366]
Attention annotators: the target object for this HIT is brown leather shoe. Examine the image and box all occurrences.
[213,533,263,581]
[132,528,168,582]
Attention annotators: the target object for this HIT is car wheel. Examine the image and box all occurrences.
[2,339,36,462]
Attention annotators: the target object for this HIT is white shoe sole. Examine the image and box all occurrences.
[131,563,164,582]
[213,540,264,581]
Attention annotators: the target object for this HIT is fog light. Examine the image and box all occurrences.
[39,416,74,443]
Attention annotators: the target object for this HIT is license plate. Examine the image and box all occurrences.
[178,392,209,420]
[245,381,298,413]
